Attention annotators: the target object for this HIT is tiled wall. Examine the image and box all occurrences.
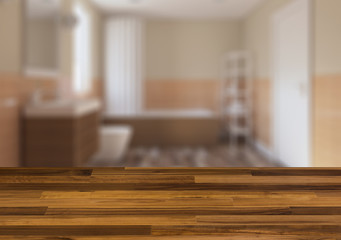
[313,75,341,167]
[252,79,272,148]
[0,75,20,167]
[0,74,58,167]
[93,79,220,112]
[145,80,220,111]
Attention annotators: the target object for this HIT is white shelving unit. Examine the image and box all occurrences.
[220,51,253,147]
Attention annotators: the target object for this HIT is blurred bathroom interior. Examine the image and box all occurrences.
[0,0,340,168]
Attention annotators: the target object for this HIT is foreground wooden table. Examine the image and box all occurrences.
[1,168,341,239]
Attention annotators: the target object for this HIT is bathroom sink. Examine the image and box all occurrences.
[25,99,101,118]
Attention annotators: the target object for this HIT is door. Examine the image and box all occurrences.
[273,0,312,167]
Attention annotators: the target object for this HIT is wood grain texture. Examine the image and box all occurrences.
[23,113,99,167]
[104,118,220,146]
[0,168,341,239]
[0,73,99,168]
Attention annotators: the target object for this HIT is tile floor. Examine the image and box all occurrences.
[89,145,282,167]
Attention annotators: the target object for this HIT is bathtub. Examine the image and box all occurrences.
[104,109,220,146]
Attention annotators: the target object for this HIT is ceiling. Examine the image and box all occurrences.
[90,0,265,19]
[26,0,60,19]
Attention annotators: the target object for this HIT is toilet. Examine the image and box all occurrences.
[95,125,133,162]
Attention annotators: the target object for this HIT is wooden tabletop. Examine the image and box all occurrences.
[1,168,341,239]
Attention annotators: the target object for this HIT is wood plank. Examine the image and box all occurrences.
[196,215,341,225]
[0,226,151,236]
[0,168,93,176]
[0,236,333,240]
[290,207,341,215]
[232,197,341,207]
[152,225,341,236]
[92,168,252,175]
[2,183,341,191]
[0,175,195,184]
[0,207,47,215]
[0,216,196,226]
[5,215,341,226]
[0,190,42,198]
[0,198,234,208]
[251,169,341,176]
[45,207,292,216]
[40,190,317,199]
[0,168,341,238]
[195,176,341,184]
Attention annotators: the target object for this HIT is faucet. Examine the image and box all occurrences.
[30,81,62,105]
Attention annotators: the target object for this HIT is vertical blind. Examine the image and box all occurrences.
[105,17,144,116]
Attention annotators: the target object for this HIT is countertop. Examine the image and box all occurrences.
[1,167,341,239]
[24,99,101,118]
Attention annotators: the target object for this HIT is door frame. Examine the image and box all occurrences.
[271,0,313,167]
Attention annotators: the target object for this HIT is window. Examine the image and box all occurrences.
[73,2,92,94]
[105,17,144,116]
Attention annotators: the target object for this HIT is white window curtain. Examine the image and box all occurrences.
[73,2,92,94]
[105,17,144,116]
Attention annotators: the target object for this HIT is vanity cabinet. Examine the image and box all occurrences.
[23,104,100,167]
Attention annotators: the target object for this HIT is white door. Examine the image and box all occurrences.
[273,0,312,167]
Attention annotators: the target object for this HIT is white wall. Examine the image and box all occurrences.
[26,19,58,70]
[0,0,23,73]
[241,0,293,79]
[146,20,241,81]
[314,0,341,75]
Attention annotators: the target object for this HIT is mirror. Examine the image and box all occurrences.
[24,0,60,78]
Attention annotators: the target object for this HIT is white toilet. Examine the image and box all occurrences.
[95,125,133,162]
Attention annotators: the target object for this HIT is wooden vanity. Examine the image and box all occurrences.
[23,100,101,167]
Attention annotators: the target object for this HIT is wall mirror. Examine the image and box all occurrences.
[24,0,61,78]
